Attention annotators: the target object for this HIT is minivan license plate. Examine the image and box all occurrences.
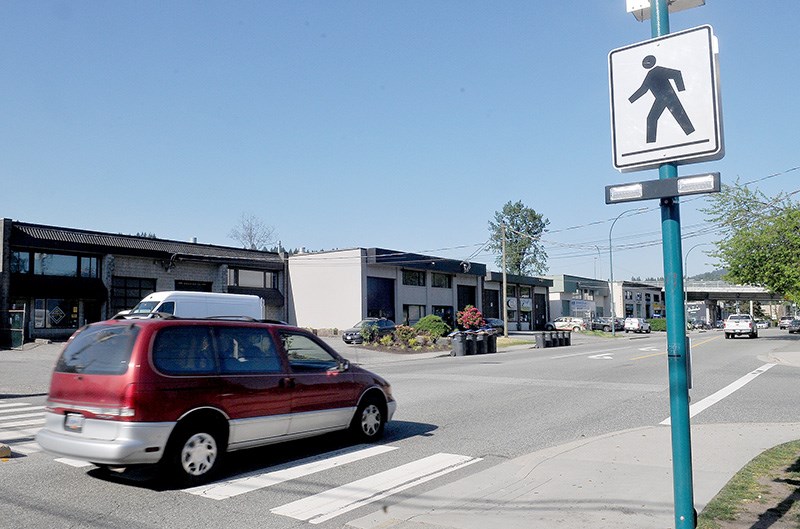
[64,413,84,433]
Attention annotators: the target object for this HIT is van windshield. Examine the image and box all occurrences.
[55,324,138,375]
[129,301,159,315]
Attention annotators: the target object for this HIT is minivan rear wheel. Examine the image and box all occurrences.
[165,426,224,486]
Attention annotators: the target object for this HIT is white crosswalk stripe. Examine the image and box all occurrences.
[186,443,481,524]
[0,402,45,455]
[271,453,481,524]
[186,444,398,500]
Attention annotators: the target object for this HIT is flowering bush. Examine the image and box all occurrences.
[457,305,485,330]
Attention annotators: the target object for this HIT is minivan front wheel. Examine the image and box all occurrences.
[351,397,385,442]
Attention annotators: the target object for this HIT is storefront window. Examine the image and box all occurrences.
[506,285,516,297]
[519,286,531,298]
[403,304,426,325]
[80,256,100,278]
[34,298,79,329]
[402,270,426,286]
[34,253,78,276]
[431,273,452,288]
[10,251,30,273]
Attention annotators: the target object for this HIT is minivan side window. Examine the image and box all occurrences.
[280,333,339,372]
[153,326,216,375]
[215,327,282,374]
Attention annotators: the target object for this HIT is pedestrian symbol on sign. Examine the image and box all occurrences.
[628,55,695,144]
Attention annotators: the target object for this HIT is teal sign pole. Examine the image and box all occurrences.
[651,1,695,528]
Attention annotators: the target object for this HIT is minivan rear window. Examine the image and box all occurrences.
[55,324,138,375]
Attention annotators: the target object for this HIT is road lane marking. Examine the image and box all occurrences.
[549,347,628,359]
[0,405,44,414]
[271,453,481,524]
[55,458,93,467]
[0,411,46,421]
[661,363,777,425]
[0,418,46,429]
[0,402,33,409]
[633,334,723,361]
[588,353,614,360]
[185,444,398,500]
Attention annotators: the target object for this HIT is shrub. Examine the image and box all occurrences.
[394,325,417,346]
[648,318,666,332]
[414,315,451,340]
[378,334,394,347]
[360,323,378,343]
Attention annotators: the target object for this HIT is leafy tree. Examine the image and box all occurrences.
[488,201,549,276]
[229,213,276,250]
[701,182,800,302]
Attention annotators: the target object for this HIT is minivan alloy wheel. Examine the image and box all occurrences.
[181,432,218,476]
[361,404,382,437]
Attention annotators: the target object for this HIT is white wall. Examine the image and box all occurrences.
[287,249,364,330]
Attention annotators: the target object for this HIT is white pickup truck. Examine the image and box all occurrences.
[724,314,758,339]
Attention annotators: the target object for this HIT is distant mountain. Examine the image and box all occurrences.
[690,269,727,281]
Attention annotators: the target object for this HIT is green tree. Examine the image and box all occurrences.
[488,201,549,276]
[702,182,800,302]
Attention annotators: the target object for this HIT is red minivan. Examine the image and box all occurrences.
[37,318,396,484]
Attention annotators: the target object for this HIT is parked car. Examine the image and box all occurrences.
[779,316,794,329]
[590,317,623,332]
[787,319,800,334]
[483,318,505,331]
[553,317,586,332]
[755,319,770,329]
[624,317,651,333]
[36,318,396,485]
[342,318,396,344]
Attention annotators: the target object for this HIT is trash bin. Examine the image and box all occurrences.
[475,332,487,354]
[451,332,467,356]
[464,332,476,355]
[486,332,497,354]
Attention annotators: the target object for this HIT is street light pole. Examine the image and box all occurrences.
[684,243,711,319]
[608,208,645,336]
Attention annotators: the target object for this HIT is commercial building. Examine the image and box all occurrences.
[0,219,286,344]
[287,248,553,332]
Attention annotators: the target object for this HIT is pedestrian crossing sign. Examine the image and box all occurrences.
[609,25,723,173]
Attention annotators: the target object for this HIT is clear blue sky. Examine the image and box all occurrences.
[3,2,797,281]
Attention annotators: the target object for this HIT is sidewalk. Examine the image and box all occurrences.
[349,422,800,529]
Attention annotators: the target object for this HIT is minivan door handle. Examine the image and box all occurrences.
[279,377,295,389]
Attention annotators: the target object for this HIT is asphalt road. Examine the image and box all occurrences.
[2,328,798,529]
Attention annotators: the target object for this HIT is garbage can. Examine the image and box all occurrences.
[464,332,476,355]
[486,332,497,354]
[451,333,467,356]
[475,332,487,354]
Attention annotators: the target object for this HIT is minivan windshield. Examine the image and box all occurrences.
[55,324,138,375]
[129,301,159,315]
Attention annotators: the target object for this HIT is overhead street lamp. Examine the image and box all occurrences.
[608,207,648,336]
[684,242,712,319]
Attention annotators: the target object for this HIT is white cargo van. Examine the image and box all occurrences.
[124,291,264,320]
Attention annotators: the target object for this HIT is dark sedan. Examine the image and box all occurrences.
[590,317,623,332]
[342,318,396,344]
